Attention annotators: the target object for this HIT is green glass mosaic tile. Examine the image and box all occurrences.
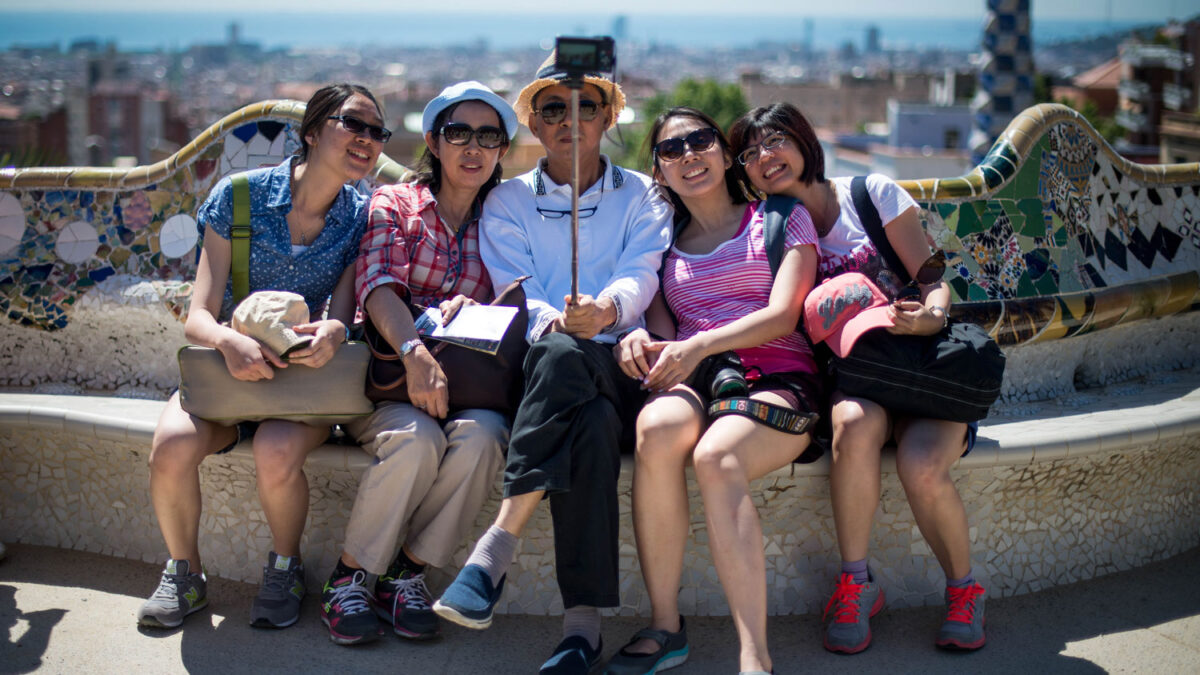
[1017,271,1038,296]
[1035,273,1059,296]
[968,284,989,301]
[955,203,984,236]
[1018,199,1045,236]
[950,277,970,301]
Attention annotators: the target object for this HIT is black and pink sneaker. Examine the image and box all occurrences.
[376,568,439,640]
[321,569,382,645]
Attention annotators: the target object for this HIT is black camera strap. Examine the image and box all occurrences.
[707,397,818,435]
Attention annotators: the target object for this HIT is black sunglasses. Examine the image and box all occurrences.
[654,128,719,163]
[328,115,392,143]
[440,122,508,149]
[535,100,603,125]
[896,251,947,299]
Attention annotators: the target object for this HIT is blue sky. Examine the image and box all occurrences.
[0,0,1191,20]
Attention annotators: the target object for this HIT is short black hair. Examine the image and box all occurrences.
[729,102,825,186]
[413,101,508,203]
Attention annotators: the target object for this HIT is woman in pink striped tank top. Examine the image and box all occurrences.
[607,107,822,675]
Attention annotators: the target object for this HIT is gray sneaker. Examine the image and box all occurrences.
[822,572,885,654]
[249,552,306,628]
[137,559,208,628]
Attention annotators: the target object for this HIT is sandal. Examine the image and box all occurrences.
[603,616,689,674]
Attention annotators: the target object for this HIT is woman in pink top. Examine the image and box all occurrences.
[609,107,821,675]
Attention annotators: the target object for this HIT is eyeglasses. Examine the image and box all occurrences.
[736,132,788,166]
[653,128,719,163]
[896,251,947,300]
[535,100,603,125]
[328,115,392,143]
[535,180,603,220]
[440,122,507,149]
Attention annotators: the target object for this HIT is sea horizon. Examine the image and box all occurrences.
[0,11,1159,52]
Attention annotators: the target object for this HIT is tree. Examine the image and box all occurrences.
[608,78,750,172]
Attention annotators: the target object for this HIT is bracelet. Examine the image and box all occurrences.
[929,305,949,329]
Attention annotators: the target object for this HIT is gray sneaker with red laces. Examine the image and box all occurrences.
[936,582,987,650]
[822,573,885,654]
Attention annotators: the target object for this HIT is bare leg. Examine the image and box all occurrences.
[624,387,705,654]
[252,420,330,557]
[894,418,972,579]
[148,393,236,570]
[828,395,890,563]
[692,391,811,674]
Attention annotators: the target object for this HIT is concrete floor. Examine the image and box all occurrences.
[1,542,1199,674]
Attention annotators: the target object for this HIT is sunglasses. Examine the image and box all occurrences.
[535,100,603,125]
[654,128,719,163]
[440,122,507,149]
[896,251,948,300]
[736,131,788,166]
[328,115,392,143]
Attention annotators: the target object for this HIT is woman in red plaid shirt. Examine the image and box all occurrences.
[319,82,518,645]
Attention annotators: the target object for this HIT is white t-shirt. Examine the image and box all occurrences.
[819,173,919,299]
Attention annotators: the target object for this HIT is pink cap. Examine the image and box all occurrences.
[803,273,894,358]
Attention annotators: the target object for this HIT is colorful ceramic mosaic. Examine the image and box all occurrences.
[0,102,1196,346]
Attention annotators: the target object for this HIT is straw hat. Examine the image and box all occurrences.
[513,51,625,130]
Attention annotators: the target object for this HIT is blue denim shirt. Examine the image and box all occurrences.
[197,158,369,321]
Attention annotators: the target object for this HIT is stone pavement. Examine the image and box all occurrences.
[2,543,1199,674]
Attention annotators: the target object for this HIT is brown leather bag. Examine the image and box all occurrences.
[364,277,530,415]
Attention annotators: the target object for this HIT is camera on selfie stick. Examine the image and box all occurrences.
[554,36,616,304]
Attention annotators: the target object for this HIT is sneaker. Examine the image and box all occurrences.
[936,582,986,650]
[541,635,603,674]
[604,616,689,674]
[432,563,505,630]
[137,559,208,628]
[376,568,439,640]
[321,569,383,645]
[249,552,305,629]
[822,572,885,654]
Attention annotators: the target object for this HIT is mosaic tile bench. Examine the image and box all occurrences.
[1,101,1199,615]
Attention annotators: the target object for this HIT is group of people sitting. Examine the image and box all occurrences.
[135,52,987,675]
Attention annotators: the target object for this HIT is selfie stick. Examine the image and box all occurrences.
[568,85,581,305]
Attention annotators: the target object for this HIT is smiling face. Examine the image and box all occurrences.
[528,83,609,161]
[652,116,731,201]
[425,100,508,195]
[306,93,384,182]
[740,129,803,195]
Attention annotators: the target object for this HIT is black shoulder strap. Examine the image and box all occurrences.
[850,175,910,285]
[762,195,800,277]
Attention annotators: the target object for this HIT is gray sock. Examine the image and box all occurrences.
[563,605,601,650]
[464,525,517,588]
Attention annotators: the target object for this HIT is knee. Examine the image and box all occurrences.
[896,453,952,499]
[691,441,737,486]
[149,430,208,477]
[525,333,584,378]
[830,405,884,464]
[252,434,308,482]
[635,408,695,469]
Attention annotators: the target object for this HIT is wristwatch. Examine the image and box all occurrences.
[398,338,423,358]
[929,305,949,329]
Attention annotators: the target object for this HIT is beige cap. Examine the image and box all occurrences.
[232,291,313,358]
[513,50,625,130]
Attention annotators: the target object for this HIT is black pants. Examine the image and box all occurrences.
[503,332,645,608]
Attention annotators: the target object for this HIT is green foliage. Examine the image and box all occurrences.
[0,147,67,168]
[1055,97,1125,144]
[608,78,749,173]
[1033,73,1054,104]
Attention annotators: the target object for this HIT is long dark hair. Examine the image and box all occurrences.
[645,106,750,225]
[297,83,383,163]
[728,102,825,186]
[414,101,508,203]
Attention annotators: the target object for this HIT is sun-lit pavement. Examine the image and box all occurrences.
[1,542,1198,674]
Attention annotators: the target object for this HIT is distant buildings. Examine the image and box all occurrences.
[1115,20,1199,151]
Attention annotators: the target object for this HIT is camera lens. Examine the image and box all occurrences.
[710,366,749,399]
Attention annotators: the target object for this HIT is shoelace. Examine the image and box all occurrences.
[823,573,866,624]
[150,573,187,602]
[384,573,432,611]
[259,565,295,601]
[328,570,373,614]
[944,584,984,624]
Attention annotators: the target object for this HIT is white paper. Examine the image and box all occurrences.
[413,305,519,354]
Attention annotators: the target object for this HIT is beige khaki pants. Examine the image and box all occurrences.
[342,402,508,573]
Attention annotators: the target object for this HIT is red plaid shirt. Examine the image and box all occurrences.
[356,183,493,310]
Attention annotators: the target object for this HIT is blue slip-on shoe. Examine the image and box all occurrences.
[431,563,504,630]
[604,616,689,674]
[540,635,603,674]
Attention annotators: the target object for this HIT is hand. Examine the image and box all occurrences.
[537,314,567,340]
[220,332,284,381]
[286,319,344,368]
[404,345,449,418]
[561,294,615,339]
[643,338,706,392]
[886,300,944,336]
[613,328,655,380]
[439,294,478,326]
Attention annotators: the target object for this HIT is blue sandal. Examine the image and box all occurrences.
[603,617,689,674]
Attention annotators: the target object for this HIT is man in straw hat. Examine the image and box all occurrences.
[433,49,672,673]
